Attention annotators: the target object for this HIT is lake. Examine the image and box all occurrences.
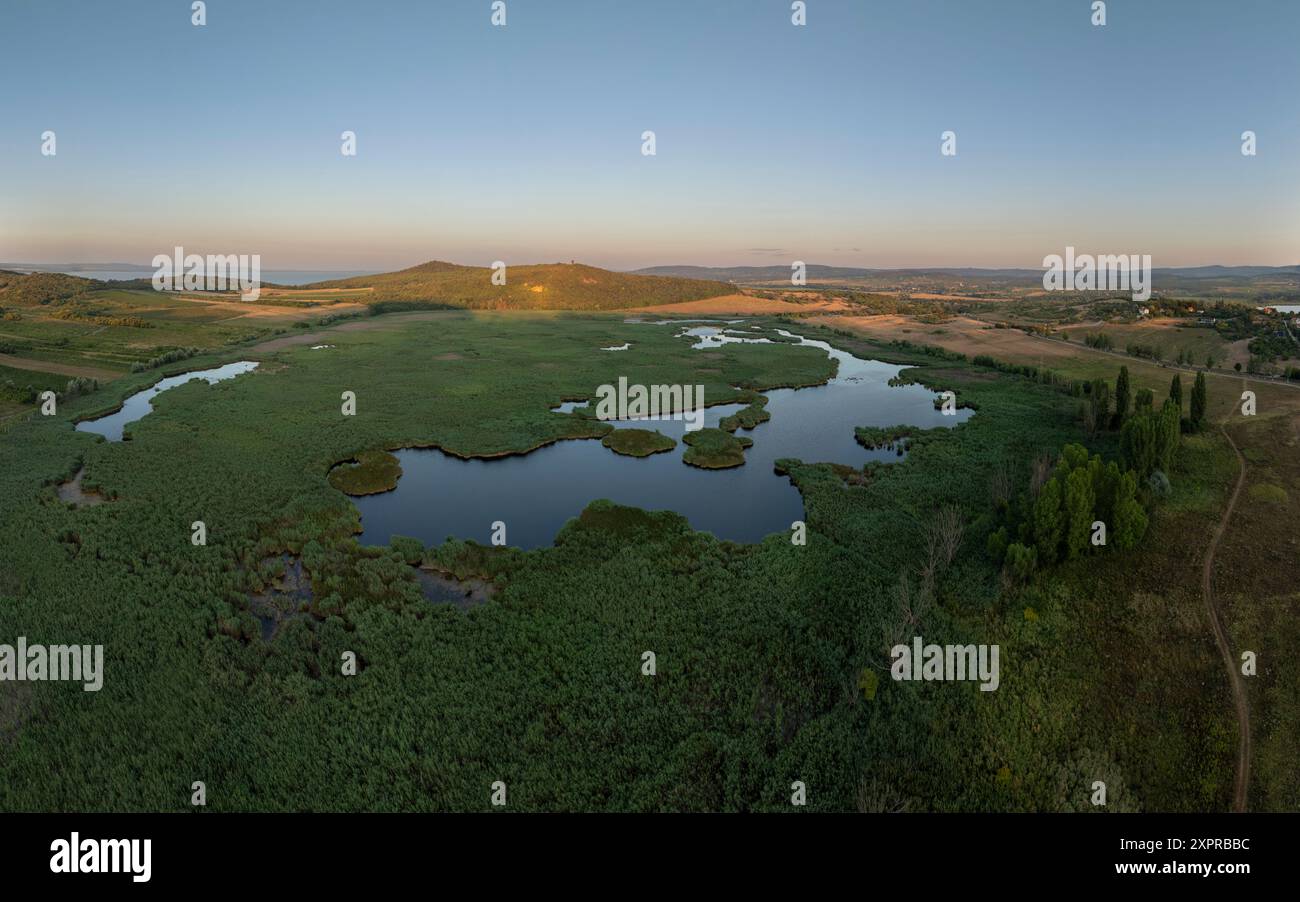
[352,325,973,549]
[13,269,376,285]
[76,361,259,441]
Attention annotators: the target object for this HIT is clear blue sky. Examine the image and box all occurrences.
[1,0,1296,270]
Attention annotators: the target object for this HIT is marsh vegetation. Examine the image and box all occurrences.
[0,308,1290,814]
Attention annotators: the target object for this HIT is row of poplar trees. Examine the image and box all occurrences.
[993,366,1209,581]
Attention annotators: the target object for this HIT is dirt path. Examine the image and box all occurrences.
[1202,425,1251,812]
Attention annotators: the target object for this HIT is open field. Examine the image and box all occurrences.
[631,293,849,315]
[166,293,366,321]
[0,282,367,377]
[836,313,1300,421]
[0,353,120,381]
[1216,414,1300,810]
[1056,318,1244,368]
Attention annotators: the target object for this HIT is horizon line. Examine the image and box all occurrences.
[6,259,1300,274]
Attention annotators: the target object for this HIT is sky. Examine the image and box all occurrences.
[1,0,1297,271]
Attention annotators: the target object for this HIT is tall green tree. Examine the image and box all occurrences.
[1154,400,1181,472]
[1064,466,1096,559]
[1089,379,1111,434]
[1004,542,1038,583]
[1120,413,1156,476]
[1093,459,1121,527]
[1033,477,1064,565]
[1169,373,1182,409]
[1190,371,1208,429]
[1112,470,1149,550]
[1114,366,1131,426]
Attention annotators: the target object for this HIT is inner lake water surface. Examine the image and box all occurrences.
[353,326,973,549]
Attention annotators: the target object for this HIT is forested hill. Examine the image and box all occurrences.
[0,270,109,305]
[304,260,734,310]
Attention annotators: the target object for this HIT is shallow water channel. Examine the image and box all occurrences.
[76,361,259,441]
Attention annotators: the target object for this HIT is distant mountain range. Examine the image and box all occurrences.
[0,263,157,273]
[632,264,1300,282]
[6,260,1297,309]
[9,261,1297,281]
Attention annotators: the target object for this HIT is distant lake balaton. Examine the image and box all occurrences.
[14,269,376,286]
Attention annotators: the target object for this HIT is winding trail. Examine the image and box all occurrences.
[1202,425,1250,812]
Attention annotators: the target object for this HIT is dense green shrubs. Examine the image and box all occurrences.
[681,427,751,468]
[0,378,37,404]
[62,376,99,398]
[130,347,200,372]
[971,354,1080,395]
[990,358,1208,583]
[1120,400,1181,476]
[389,535,425,566]
[992,441,1150,581]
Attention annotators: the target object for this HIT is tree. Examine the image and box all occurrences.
[1004,542,1038,583]
[1059,442,1089,474]
[1112,471,1149,549]
[1190,371,1208,430]
[922,506,964,592]
[1169,374,1182,409]
[1033,477,1064,565]
[1154,400,1181,472]
[1114,366,1131,427]
[930,505,964,567]
[1093,459,1121,528]
[1135,387,1154,413]
[1089,379,1111,434]
[1120,413,1156,476]
[986,526,1009,564]
[1064,467,1096,559]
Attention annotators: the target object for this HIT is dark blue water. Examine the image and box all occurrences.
[76,361,258,441]
[16,269,375,285]
[352,327,973,549]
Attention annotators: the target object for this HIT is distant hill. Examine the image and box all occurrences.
[633,263,1300,300]
[1150,265,1300,279]
[0,262,155,273]
[635,263,1300,281]
[632,264,1044,282]
[305,261,733,310]
[0,270,106,306]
